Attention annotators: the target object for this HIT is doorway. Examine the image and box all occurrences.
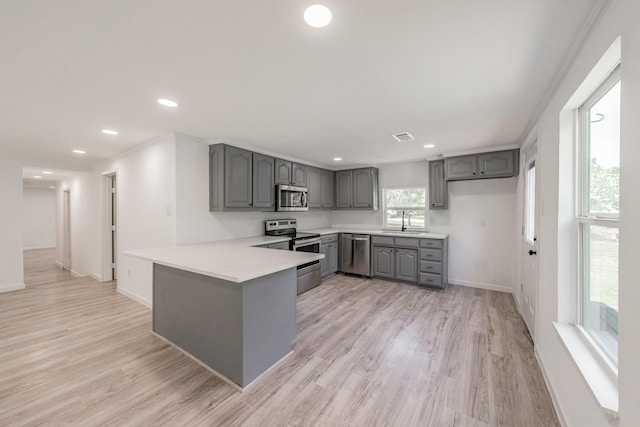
[520,144,539,339]
[104,173,118,281]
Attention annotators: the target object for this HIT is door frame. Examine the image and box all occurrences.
[62,189,71,271]
[101,170,118,282]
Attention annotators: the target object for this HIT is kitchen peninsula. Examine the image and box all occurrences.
[125,237,323,390]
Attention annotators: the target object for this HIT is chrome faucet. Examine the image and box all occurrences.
[401,210,407,232]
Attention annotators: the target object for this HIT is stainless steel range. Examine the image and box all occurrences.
[265,219,321,295]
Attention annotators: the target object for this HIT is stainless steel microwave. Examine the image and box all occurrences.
[277,185,308,211]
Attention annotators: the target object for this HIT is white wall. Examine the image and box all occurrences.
[524,0,640,425]
[94,134,178,306]
[23,187,56,250]
[0,158,24,292]
[331,160,518,292]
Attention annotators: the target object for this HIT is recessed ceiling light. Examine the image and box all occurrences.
[158,98,178,107]
[424,144,436,148]
[72,149,86,154]
[49,186,56,189]
[33,176,42,179]
[333,157,342,161]
[42,171,52,175]
[304,5,332,28]
[102,129,118,135]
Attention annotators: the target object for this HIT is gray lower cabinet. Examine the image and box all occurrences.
[371,235,448,289]
[372,246,395,279]
[395,248,418,282]
[445,149,519,181]
[209,144,274,211]
[334,167,379,210]
[428,160,448,210]
[320,234,339,278]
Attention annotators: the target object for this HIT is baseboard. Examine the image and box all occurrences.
[70,270,84,278]
[55,261,64,269]
[90,273,103,282]
[117,286,152,308]
[23,246,56,251]
[535,348,568,427]
[448,278,513,294]
[0,283,26,293]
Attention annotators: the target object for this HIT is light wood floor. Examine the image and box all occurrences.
[23,248,73,287]
[1,254,560,426]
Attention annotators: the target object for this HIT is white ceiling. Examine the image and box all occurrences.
[1,0,599,170]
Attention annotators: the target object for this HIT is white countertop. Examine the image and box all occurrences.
[124,236,322,283]
[304,227,448,240]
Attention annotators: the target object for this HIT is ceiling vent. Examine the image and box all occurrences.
[392,132,414,142]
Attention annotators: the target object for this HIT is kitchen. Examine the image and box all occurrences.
[1,1,640,426]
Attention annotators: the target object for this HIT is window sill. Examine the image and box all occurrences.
[553,322,619,421]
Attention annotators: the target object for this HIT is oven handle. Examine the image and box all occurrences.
[292,238,321,248]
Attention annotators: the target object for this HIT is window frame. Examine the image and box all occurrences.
[576,65,620,365]
[382,187,427,231]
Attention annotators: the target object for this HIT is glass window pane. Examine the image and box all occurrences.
[385,209,425,229]
[588,81,620,215]
[385,188,425,208]
[582,224,619,360]
[525,162,536,243]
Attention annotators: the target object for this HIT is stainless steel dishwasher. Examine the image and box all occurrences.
[339,233,371,276]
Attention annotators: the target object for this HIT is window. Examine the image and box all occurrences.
[524,159,536,244]
[383,187,426,230]
[577,67,620,364]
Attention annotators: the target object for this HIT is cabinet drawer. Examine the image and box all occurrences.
[419,260,442,274]
[419,273,442,287]
[419,239,442,249]
[419,249,442,261]
[321,234,338,244]
[394,237,419,248]
[372,235,394,245]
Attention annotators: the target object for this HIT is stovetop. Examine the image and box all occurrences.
[292,231,321,241]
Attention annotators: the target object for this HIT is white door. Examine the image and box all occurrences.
[521,147,538,339]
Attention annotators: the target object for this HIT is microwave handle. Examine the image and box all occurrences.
[301,191,307,207]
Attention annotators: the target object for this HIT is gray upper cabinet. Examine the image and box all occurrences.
[445,149,519,181]
[353,168,377,209]
[224,146,253,209]
[335,167,379,210]
[292,163,307,187]
[308,167,334,210]
[252,153,275,209]
[274,159,292,185]
[428,160,447,210]
[307,167,322,209]
[275,159,307,187]
[335,170,353,208]
[320,169,334,209]
[477,150,519,178]
[209,144,275,212]
[445,154,478,180]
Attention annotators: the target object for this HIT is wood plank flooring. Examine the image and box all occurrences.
[23,248,73,287]
[1,252,560,426]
